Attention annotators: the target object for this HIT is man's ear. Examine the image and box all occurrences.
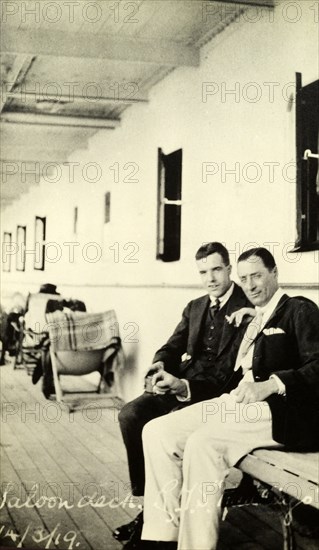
[273,266,278,278]
[228,264,232,275]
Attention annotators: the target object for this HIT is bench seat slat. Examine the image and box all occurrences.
[239,451,319,510]
[246,450,319,482]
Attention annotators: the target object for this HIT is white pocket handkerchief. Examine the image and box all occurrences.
[263,327,286,336]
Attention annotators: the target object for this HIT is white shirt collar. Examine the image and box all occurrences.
[210,282,234,308]
[255,288,285,326]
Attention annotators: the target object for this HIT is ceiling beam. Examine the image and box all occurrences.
[1,120,96,139]
[216,0,274,6]
[4,90,149,106]
[1,28,200,67]
[0,56,35,113]
[1,112,120,129]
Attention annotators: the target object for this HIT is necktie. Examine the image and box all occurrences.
[210,298,221,317]
[234,311,264,371]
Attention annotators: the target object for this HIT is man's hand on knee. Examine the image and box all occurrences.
[231,379,278,404]
[145,361,164,377]
[144,361,165,393]
[152,371,188,397]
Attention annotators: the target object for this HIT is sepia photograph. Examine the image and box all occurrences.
[0,1,318,549]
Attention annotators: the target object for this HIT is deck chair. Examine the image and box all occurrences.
[19,293,64,374]
[46,309,123,406]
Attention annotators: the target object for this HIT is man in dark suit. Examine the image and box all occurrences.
[140,247,319,550]
[114,242,252,547]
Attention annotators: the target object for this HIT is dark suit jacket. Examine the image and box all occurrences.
[153,283,251,403]
[251,294,319,451]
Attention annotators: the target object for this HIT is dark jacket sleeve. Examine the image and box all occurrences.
[152,302,192,376]
[265,298,319,450]
[273,299,319,392]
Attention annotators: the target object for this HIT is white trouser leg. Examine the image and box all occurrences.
[178,435,227,550]
[142,400,206,541]
[142,393,281,549]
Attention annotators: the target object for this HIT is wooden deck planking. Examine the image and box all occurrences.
[2,364,137,514]
[0,446,57,549]
[224,506,283,550]
[31,394,138,525]
[1,416,99,550]
[0,499,23,548]
[0,372,129,549]
[1,363,319,550]
[245,503,319,550]
[0,399,117,550]
[217,511,264,550]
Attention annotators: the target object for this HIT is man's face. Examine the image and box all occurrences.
[237,256,278,307]
[196,253,232,298]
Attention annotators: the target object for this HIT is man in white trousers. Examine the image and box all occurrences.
[139,247,319,550]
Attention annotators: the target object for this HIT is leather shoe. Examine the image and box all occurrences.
[113,511,143,541]
[32,363,43,384]
[122,522,143,549]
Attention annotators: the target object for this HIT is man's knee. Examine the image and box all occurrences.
[142,415,166,446]
[185,430,214,456]
[118,400,138,430]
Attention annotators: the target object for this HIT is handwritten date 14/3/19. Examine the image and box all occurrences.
[0,523,80,549]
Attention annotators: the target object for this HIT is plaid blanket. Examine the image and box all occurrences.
[46,309,120,352]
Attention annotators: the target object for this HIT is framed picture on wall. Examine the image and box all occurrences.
[34,216,46,271]
[16,225,26,271]
[2,232,12,272]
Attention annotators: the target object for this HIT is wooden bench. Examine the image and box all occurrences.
[236,449,319,549]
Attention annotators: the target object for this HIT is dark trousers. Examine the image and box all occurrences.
[118,392,189,496]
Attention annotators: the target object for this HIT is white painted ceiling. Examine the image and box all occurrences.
[0,0,274,208]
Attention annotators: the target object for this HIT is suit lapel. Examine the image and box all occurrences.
[189,295,210,354]
[254,294,290,345]
[217,284,248,356]
[263,294,290,327]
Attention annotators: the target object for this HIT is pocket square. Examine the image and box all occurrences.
[263,327,286,336]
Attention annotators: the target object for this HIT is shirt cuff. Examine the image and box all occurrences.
[269,374,286,396]
[176,379,191,402]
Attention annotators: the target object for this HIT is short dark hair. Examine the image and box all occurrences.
[195,242,230,265]
[237,247,276,270]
